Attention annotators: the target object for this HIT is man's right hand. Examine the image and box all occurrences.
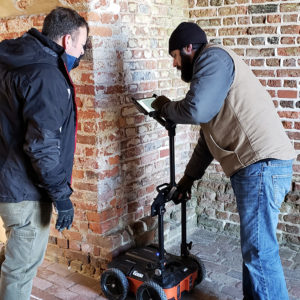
[54,198,74,232]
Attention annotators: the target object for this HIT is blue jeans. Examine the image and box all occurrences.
[0,201,52,300]
[230,159,293,300]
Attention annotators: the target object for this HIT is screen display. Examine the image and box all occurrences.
[135,97,156,113]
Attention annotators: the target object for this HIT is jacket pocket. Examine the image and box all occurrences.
[207,134,245,175]
[208,134,236,159]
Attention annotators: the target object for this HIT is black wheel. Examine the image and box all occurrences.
[136,281,167,300]
[100,268,129,300]
[190,254,206,285]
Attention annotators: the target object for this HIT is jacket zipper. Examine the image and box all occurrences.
[64,63,78,185]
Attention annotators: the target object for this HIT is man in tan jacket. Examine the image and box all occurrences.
[152,22,296,300]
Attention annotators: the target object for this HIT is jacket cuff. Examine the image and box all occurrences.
[54,198,73,210]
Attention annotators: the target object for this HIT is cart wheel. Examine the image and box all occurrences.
[100,268,129,300]
[136,281,167,300]
[190,254,206,285]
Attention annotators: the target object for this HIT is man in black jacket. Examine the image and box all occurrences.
[0,7,88,299]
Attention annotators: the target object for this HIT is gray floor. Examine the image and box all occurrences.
[169,229,300,300]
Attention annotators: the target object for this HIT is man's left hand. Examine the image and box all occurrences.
[54,198,74,232]
[172,174,194,204]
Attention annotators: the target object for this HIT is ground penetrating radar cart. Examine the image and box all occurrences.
[100,96,206,300]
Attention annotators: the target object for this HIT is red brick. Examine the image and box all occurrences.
[100,219,119,234]
[277,111,300,119]
[267,90,276,97]
[57,238,68,249]
[78,111,100,119]
[283,14,298,22]
[251,59,264,67]
[85,148,95,157]
[75,157,99,170]
[277,90,298,98]
[284,80,297,88]
[287,132,300,140]
[267,80,281,87]
[281,37,296,44]
[75,85,95,95]
[293,163,300,171]
[282,121,292,129]
[32,15,45,27]
[98,166,119,179]
[83,122,97,133]
[88,222,102,234]
[259,79,267,86]
[86,212,101,223]
[278,47,300,56]
[90,26,112,37]
[160,149,169,158]
[146,184,155,193]
[106,85,125,94]
[62,231,82,242]
[101,13,119,24]
[266,58,280,67]
[267,15,281,23]
[80,73,94,85]
[69,240,81,251]
[72,170,84,179]
[280,25,300,34]
[108,155,120,165]
[87,12,101,22]
[100,208,117,221]
[277,69,300,77]
[76,134,96,145]
[252,70,275,77]
[73,182,98,192]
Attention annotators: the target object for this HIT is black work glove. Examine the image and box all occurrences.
[54,198,74,232]
[151,95,171,111]
[172,174,195,204]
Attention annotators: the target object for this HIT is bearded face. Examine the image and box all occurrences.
[178,50,194,83]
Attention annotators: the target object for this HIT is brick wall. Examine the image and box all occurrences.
[0,0,299,278]
[61,0,192,276]
[188,0,300,247]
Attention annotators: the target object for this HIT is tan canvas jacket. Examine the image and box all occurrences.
[163,44,296,178]
[199,45,295,176]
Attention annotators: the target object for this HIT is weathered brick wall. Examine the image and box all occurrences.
[0,0,299,279]
[62,0,192,276]
[188,0,300,248]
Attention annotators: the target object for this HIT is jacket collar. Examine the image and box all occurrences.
[27,28,68,67]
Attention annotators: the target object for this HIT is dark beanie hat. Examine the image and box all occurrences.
[169,22,208,54]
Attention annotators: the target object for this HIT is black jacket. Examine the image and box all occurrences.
[0,28,76,203]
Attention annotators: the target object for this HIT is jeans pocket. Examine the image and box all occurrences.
[272,174,292,209]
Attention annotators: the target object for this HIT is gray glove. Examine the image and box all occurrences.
[54,198,74,232]
[151,95,171,111]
